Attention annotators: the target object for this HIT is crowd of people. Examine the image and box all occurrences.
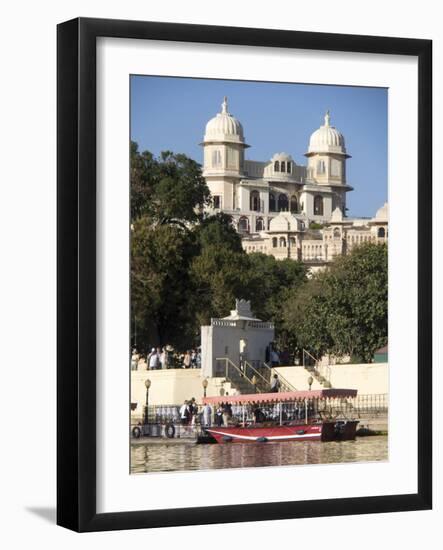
[131,347,202,370]
[148,391,315,430]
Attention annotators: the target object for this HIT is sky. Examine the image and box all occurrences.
[131,76,387,218]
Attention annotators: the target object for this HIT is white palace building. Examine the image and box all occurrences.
[201,97,388,268]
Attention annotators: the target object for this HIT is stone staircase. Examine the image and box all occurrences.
[303,349,333,388]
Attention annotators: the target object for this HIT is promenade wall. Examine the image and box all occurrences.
[275,362,388,394]
[131,362,388,421]
[131,369,234,420]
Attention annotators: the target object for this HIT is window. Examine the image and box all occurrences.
[278,194,289,212]
[331,159,341,177]
[256,217,264,231]
[269,193,276,212]
[281,161,286,173]
[378,227,386,238]
[287,162,292,174]
[274,161,280,172]
[212,149,222,167]
[333,227,341,239]
[279,237,287,247]
[272,237,278,248]
[317,160,326,175]
[290,195,298,213]
[213,195,221,209]
[227,148,237,169]
[314,195,324,216]
[250,190,260,212]
[238,216,249,233]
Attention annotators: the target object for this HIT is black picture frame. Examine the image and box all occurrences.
[57,17,432,532]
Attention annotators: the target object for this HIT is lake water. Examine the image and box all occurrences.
[131,435,388,474]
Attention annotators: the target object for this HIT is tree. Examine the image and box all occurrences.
[131,218,197,351]
[282,243,388,362]
[246,253,307,348]
[130,142,210,224]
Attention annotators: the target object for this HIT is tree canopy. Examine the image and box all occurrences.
[282,242,388,362]
[130,142,387,363]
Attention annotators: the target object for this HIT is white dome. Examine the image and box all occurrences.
[271,152,293,162]
[374,202,388,222]
[204,97,245,144]
[307,111,347,155]
[269,211,301,232]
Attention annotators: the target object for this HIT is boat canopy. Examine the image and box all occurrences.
[202,389,357,406]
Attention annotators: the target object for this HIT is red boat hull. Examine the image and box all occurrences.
[205,421,358,443]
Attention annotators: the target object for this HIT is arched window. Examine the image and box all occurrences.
[287,162,292,174]
[290,237,296,246]
[314,195,324,216]
[278,194,289,212]
[238,216,249,233]
[272,237,278,248]
[255,217,264,232]
[290,195,298,213]
[281,161,286,173]
[279,237,287,247]
[317,160,326,174]
[269,193,276,212]
[212,149,222,167]
[333,227,341,239]
[274,161,280,172]
[250,190,260,212]
[378,227,386,238]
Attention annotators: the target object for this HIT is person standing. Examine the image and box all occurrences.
[215,406,224,426]
[222,401,232,427]
[148,348,160,370]
[183,351,191,369]
[160,347,169,370]
[270,348,280,367]
[179,400,190,425]
[202,403,212,427]
[270,374,281,393]
[131,348,139,371]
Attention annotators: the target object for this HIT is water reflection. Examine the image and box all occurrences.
[131,436,388,474]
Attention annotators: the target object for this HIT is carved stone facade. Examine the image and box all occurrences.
[201,97,387,267]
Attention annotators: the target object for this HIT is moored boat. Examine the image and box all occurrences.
[202,389,359,444]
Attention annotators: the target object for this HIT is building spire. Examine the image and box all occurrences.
[221,96,228,114]
[324,110,331,126]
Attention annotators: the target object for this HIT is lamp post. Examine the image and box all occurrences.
[308,376,313,391]
[202,378,208,398]
[144,378,151,425]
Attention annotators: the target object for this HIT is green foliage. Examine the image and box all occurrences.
[282,243,388,362]
[130,144,387,363]
[131,142,210,224]
[131,218,197,350]
[308,222,324,230]
[245,253,307,347]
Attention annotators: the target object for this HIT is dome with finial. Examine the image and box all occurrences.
[374,202,388,222]
[203,97,245,144]
[307,111,347,155]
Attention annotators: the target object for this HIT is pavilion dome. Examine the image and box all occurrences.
[204,97,245,144]
[271,152,293,163]
[269,211,302,232]
[374,202,388,222]
[307,111,347,155]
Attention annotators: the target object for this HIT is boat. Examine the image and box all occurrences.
[202,389,359,444]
